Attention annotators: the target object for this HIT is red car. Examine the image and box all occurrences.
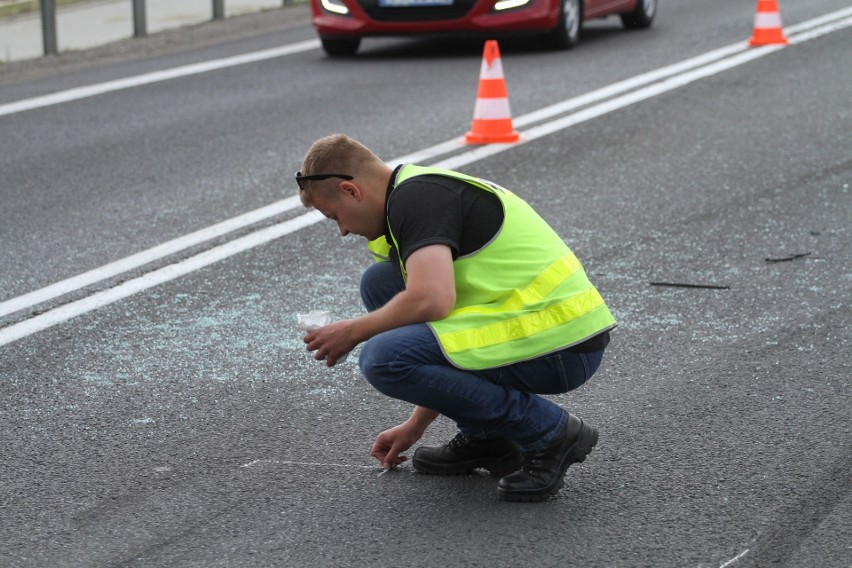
[311,0,656,56]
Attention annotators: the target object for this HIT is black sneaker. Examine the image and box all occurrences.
[497,414,598,502]
[412,433,524,477]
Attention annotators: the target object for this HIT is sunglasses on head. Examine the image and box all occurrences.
[295,171,353,190]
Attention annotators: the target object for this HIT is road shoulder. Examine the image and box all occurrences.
[0,3,312,86]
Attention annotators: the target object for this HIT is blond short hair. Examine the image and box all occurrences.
[298,134,383,207]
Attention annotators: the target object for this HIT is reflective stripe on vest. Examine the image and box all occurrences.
[390,164,616,369]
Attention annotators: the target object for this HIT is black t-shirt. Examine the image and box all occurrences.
[387,173,503,263]
[382,167,609,353]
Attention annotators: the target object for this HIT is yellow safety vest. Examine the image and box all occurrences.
[367,233,391,263]
[387,164,616,370]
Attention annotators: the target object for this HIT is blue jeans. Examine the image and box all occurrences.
[358,261,605,452]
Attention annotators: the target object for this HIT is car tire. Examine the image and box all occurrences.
[321,36,361,57]
[620,0,656,29]
[543,0,582,50]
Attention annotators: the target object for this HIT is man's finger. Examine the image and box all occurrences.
[385,442,405,467]
[370,441,389,461]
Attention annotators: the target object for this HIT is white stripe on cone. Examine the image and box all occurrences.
[479,59,506,80]
[473,98,513,119]
[754,12,783,28]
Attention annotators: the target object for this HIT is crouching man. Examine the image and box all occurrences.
[297,134,615,502]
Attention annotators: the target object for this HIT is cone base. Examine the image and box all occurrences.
[748,32,788,46]
[464,131,520,144]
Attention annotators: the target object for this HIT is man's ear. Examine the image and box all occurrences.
[339,181,362,201]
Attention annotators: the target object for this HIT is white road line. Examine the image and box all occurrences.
[0,196,302,319]
[0,39,320,117]
[241,459,376,469]
[0,210,323,346]
[719,549,749,568]
[432,10,852,171]
[788,12,852,42]
[435,44,790,171]
[785,5,852,32]
[1,8,850,347]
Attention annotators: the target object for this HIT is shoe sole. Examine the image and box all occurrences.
[498,422,599,502]
[413,454,523,478]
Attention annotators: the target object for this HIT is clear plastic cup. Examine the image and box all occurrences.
[297,310,349,364]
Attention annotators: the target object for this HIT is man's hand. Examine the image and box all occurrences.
[303,320,357,367]
[370,422,423,469]
[303,245,454,370]
[370,408,438,469]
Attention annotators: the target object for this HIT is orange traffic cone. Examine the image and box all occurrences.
[748,0,788,46]
[465,40,520,145]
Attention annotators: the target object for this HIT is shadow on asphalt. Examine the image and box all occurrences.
[321,25,628,61]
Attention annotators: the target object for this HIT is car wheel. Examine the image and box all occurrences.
[543,0,582,50]
[320,36,361,57]
[620,0,656,29]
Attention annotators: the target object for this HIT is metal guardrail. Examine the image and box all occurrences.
[38,0,294,56]
[40,0,57,55]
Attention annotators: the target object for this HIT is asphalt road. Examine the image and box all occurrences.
[1,1,850,566]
